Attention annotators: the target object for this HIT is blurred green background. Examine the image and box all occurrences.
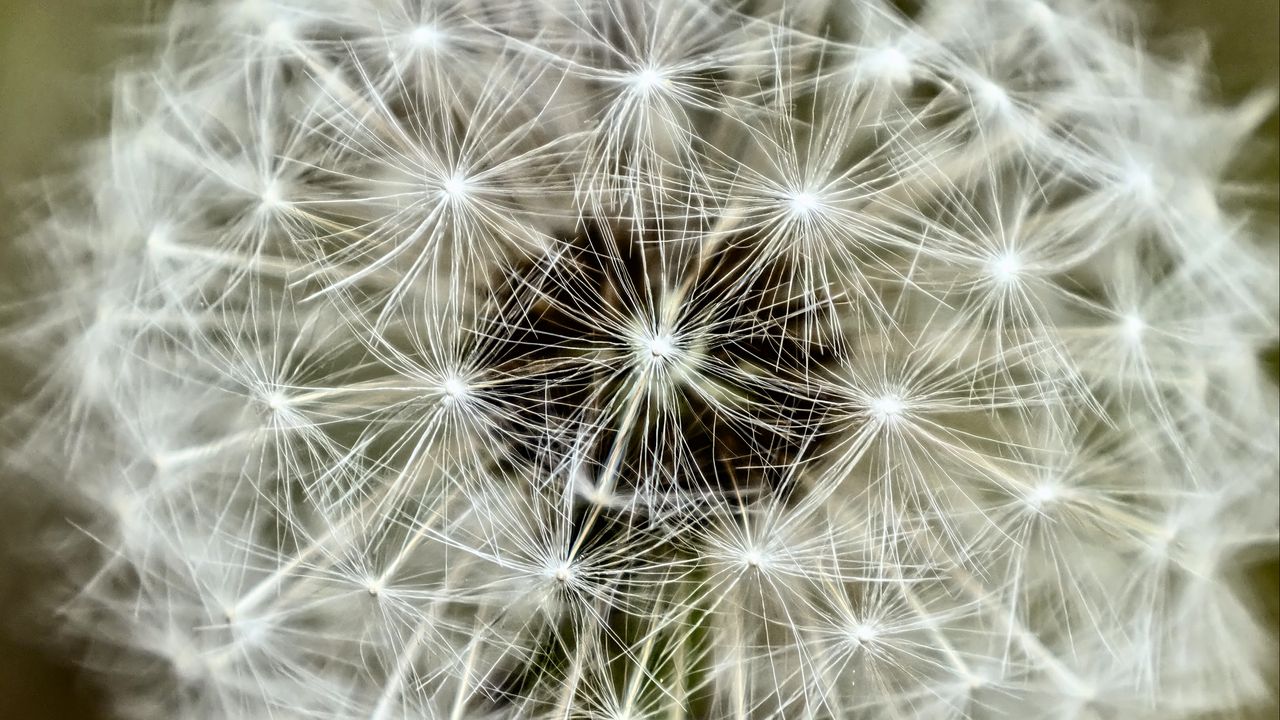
[0,1,1274,718]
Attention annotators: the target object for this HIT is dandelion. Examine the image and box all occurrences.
[3,0,1277,718]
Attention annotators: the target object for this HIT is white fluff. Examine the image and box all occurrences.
[4,0,1277,718]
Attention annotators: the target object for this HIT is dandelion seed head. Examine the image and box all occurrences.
[967,670,990,690]
[1120,313,1146,342]
[546,560,575,586]
[264,391,288,413]
[1120,159,1159,203]
[846,621,879,648]
[1028,482,1061,510]
[408,23,445,50]
[742,547,769,570]
[259,180,287,211]
[440,172,472,200]
[784,188,822,218]
[642,331,677,362]
[626,65,670,95]
[6,1,1276,717]
[167,640,208,684]
[439,374,470,404]
[973,76,1012,116]
[262,18,296,47]
[860,45,913,86]
[989,252,1023,283]
[646,334,674,358]
[869,393,907,422]
[144,224,171,251]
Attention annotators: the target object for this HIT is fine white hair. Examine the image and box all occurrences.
[4,1,1277,718]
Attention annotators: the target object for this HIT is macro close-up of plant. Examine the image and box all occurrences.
[1,0,1277,718]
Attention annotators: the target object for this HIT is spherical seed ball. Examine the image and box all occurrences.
[5,1,1277,718]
